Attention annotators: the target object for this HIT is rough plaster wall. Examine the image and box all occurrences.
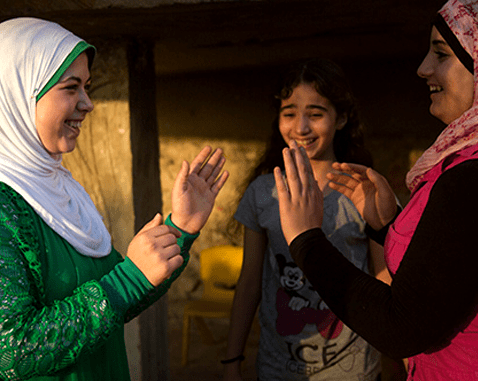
[160,137,265,300]
[62,40,142,381]
[155,68,276,303]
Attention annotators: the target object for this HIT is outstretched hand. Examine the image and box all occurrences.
[274,140,323,245]
[326,163,397,230]
[171,146,229,234]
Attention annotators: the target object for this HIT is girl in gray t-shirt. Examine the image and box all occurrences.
[223,58,394,381]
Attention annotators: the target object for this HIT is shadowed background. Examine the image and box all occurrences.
[1,1,445,379]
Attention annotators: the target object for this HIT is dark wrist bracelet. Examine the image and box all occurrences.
[220,354,245,364]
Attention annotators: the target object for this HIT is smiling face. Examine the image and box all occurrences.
[35,52,94,159]
[417,26,474,125]
[279,82,346,163]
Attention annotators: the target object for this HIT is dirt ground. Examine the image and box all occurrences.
[168,299,260,381]
[167,300,408,381]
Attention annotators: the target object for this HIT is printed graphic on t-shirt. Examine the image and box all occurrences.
[275,254,344,338]
[283,338,373,378]
[273,253,375,378]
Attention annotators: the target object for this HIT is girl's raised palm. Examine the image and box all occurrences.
[326,163,397,230]
[171,146,229,234]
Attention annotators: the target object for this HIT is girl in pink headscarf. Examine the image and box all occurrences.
[274,0,478,380]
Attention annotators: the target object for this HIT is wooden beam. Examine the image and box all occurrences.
[1,0,441,75]
[128,37,169,381]
[4,0,95,13]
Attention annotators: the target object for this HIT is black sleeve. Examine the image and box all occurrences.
[364,206,402,245]
[289,160,478,359]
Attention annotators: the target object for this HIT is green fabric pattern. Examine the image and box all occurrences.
[0,182,195,380]
[123,214,197,322]
[0,183,123,380]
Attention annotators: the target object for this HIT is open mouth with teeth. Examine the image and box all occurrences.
[65,120,81,130]
[430,85,444,94]
[295,138,316,147]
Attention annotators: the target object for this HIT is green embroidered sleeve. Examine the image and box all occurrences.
[122,214,197,322]
[0,186,123,380]
[0,183,197,379]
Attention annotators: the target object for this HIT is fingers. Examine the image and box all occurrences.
[191,147,223,177]
[327,179,355,199]
[331,162,369,181]
[188,147,228,187]
[290,141,315,189]
[189,146,213,174]
[211,170,229,195]
[128,222,184,286]
[167,254,185,273]
[327,172,360,195]
[275,141,324,244]
[207,155,226,184]
[136,213,163,235]
[274,166,289,197]
[328,162,379,193]
[136,215,182,248]
[152,225,182,242]
[331,162,369,173]
[366,168,397,220]
[148,226,181,257]
[366,167,389,190]
[281,141,315,197]
[282,146,301,196]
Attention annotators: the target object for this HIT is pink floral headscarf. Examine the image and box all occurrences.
[406,0,478,191]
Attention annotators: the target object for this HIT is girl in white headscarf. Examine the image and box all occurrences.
[274,0,478,380]
[0,17,228,380]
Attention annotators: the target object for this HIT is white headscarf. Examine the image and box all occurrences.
[0,17,111,257]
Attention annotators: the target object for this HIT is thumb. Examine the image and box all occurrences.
[366,168,396,218]
[138,213,163,234]
[173,160,190,192]
[366,168,388,190]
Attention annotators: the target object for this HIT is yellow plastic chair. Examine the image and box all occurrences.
[181,245,243,366]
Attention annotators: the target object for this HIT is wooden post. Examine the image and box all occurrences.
[127,37,170,381]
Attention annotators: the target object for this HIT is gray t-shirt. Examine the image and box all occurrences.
[235,174,380,381]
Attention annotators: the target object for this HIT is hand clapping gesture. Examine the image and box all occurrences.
[326,162,396,230]
[274,140,323,245]
[171,146,229,234]
[128,146,229,286]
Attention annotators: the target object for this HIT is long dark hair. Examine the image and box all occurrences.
[251,58,372,181]
[227,58,372,242]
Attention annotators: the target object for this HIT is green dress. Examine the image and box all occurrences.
[0,182,196,380]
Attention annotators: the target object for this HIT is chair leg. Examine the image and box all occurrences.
[181,313,191,366]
